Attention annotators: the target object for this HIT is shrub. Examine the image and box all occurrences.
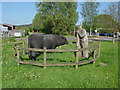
[25,29,29,35]
[2,37,16,43]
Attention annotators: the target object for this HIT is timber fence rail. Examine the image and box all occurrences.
[13,41,100,69]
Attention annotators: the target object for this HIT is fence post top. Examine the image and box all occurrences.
[43,47,46,49]
[43,47,47,52]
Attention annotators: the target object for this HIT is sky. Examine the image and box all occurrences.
[2,2,112,25]
[2,2,37,25]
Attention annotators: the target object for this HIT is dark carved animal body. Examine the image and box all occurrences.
[28,33,69,61]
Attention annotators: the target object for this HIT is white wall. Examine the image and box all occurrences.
[1,26,8,32]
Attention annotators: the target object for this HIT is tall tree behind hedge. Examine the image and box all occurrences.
[80,2,100,32]
[103,2,118,23]
[32,2,78,35]
[97,14,119,33]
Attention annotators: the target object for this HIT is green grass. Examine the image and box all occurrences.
[2,38,118,88]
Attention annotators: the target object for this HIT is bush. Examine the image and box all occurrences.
[2,37,16,43]
[25,29,29,35]
[28,32,43,35]
[8,37,16,42]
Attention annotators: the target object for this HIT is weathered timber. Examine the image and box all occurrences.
[18,61,44,66]
[75,43,79,69]
[76,32,81,58]
[23,42,25,54]
[16,46,98,53]
[93,49,97,65]
[44,57,97,66]
[98,42,101,57]
[13,40,100,69]
[18,57,97,67]
[76,51,79,69]
[13,56,18,62]
[13,47,15,57]
[14,42,23,46]
[17,48,20,66]
[44,47,47,68]
[14,41,27,46]
[69,41,98,44]
[113,31,115,43]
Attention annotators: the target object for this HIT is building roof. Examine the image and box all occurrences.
[3,24,14,27]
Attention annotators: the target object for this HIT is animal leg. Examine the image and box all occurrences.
[28,51,37,61]
[31,51,37,61]
[28,51,32,60]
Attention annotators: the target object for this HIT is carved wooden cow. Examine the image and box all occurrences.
[28,33,69,61]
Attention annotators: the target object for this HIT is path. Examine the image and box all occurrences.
[15,36,120,41]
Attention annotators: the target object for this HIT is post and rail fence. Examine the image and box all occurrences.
[13,40,100,69]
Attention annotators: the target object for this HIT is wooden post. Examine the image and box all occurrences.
[13,47,15,57]
[113,31,115,44]
[76,51,79,69]
[23,42,25,54]
[75,45,79,69]
[96,32,99,38]
[13,45,15,57]
[98,42,100,57]
[17,48,20,66]
[93,49,97,65]
[76,32,81,58]
[44,47,47,68]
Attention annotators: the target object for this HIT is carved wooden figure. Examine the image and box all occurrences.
[76,25,88,58]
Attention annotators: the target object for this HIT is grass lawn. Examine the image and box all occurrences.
[2,37,118,88]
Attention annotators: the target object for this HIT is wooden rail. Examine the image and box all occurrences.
[16,46,98,52]
[13,40,100,69]
[16,57,97,67]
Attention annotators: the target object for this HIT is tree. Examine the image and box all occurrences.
[32,2,78,35]
[80,2,100,32]
[103,2,118,23]
[32,13,46,32]
[15,24,32,32]
[96,14,119,33]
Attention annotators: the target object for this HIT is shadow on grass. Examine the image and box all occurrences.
[19,55,96,69]
[18,51,97,69]
[78,61,94,67]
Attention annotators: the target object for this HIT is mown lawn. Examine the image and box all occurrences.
[2,37,118,88]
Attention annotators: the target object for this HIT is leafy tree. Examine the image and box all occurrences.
[96,14,119,33]
[32,13,45,32]
[32,2,78,35]
[15,24,32,32]
[80,2,100,32]
[103,2,118,23]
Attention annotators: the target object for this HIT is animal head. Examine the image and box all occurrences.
[60,36,69,45]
